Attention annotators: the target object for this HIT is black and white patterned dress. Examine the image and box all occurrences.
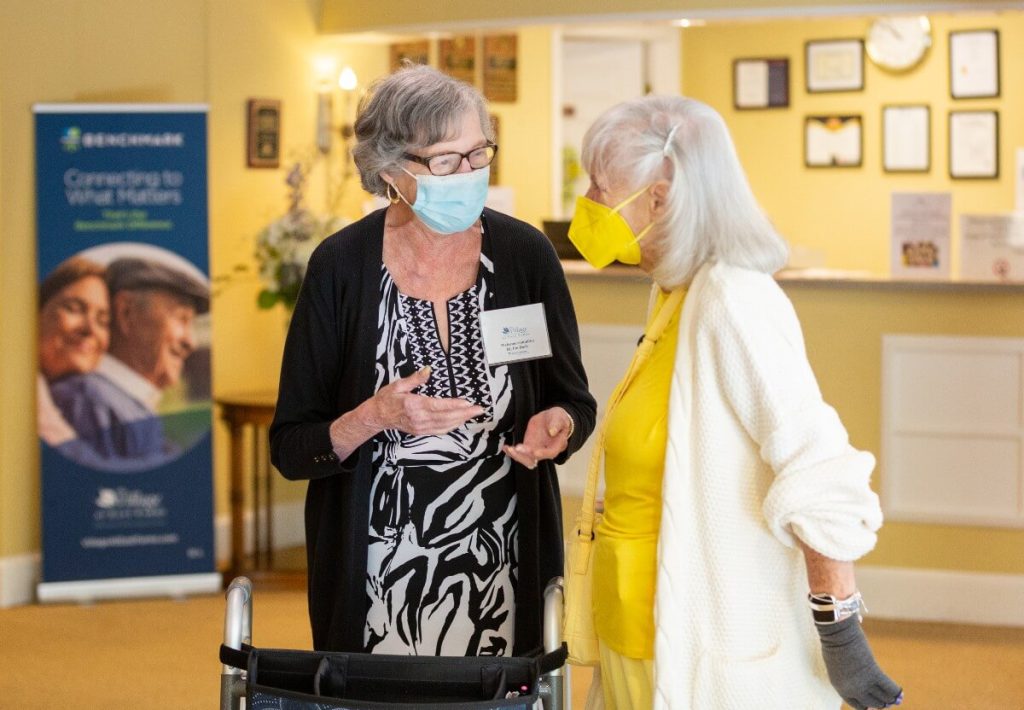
[364,236,518,657]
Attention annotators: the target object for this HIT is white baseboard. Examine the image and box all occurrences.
[37,573,221,604]
[0,554,40,608]
[857,565,1024,627]
[0,500,306,608]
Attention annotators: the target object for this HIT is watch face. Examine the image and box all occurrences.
[866,16,932,71]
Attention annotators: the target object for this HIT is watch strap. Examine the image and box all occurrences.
[808,590,865,625]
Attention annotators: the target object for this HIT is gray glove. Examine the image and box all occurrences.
[816,615,903,710]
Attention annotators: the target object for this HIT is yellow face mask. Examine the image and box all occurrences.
[568,185,653,269]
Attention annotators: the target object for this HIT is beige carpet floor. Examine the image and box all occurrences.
[1,582,1023,709]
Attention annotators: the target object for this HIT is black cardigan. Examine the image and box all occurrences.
[269,207,597,654]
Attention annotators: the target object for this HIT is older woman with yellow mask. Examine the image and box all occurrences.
[566,95,902,710]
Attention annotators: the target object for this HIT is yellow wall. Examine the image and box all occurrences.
[486,28,554,231]
[0,3,554,559]
[567,275,1024,576]
[0,0,209,558]
[565,9,1024,575]
[788,284,1024,573]
[3,0,1021,584]
[0,0,374,558]
[682,12,1024,274]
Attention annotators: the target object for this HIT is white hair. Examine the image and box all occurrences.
[581,95,787,288]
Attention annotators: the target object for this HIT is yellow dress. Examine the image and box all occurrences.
[593,288,684,660]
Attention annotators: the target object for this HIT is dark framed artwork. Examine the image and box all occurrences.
[949,110,999,179]
[949,29,1000,99]
[389,40,430,73]
[804,114,863,168]
[805,39,864,93]
[882,104,930,173]
[733,57,790,110]
[247,98,281,169]
[483,34,518,103]
[440,35,477,85]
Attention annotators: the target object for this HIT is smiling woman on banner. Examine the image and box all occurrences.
[566,95,902,710]
[270,63,596,657]
[37,256,111,448]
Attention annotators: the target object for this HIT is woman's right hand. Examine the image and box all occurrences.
[367,366,483,436]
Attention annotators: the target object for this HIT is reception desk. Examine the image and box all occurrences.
[559,264,1024,580]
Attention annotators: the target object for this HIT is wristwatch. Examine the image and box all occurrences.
[808,591,865,625]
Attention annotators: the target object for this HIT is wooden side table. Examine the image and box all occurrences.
[217,391,301,586]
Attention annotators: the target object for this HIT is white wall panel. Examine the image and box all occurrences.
[882,335,1024,527]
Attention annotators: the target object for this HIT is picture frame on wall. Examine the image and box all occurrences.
[949,29,999,99]
[439,35,477,85]
[246,98,281,169]
[805,39,864,93]
[389,40,430,73]
[883,105,930,173]
[949,110,999,179]
[483,34,518,103]
[733,58,790,110]
[805,114,862,168]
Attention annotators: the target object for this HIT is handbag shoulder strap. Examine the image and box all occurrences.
[574,287,685,539]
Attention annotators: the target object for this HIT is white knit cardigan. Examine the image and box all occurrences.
[652,262,883,709]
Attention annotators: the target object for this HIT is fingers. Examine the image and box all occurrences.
[398,394,483,435]
[503,444,539,470]
[545,408,573,438]
[390,365,432,394]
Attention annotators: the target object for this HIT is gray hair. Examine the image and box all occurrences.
[352,63,494,196]
[581,95,787,288]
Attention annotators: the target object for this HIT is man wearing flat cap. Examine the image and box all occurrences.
[51,256,209,469]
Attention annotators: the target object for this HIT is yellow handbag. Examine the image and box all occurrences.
[563,288,685,666]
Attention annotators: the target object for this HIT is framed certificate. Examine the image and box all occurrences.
[439,36,477,85]
[883,105,930,173]
[247,98,281,169]
[949,110,998,179]
[733,58,789,110]
[806,39,864,93]
[389,41,430,73]
[950,29,999,99]
[805,115,862,168]
[483,34,518,103]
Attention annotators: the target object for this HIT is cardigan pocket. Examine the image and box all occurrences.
[692,643,785,709]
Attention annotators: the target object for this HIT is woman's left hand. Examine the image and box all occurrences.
[503,406,573,470]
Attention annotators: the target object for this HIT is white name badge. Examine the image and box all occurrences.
[479,303,553,365]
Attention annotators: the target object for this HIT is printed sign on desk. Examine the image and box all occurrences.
[961,214,1024,282]
[34,104,218,602]
[890,192,951,279]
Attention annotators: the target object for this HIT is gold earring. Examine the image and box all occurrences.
[385,183,401,205]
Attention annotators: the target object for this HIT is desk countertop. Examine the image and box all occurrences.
[560,260,1024,293]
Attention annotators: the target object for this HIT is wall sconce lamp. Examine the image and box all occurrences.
[315,59,359,154]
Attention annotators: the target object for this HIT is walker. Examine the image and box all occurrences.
[220,576,569,709]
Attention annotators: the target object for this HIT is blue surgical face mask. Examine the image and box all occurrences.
[394,166,490,235]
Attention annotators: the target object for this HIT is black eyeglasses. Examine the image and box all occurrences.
[402,143,498,176]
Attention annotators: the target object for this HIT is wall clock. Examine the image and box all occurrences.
[866,16,932,72]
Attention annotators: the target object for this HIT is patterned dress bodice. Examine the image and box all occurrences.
[364,237,518,657]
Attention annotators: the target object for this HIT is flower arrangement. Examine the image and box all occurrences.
[254,161,347,310]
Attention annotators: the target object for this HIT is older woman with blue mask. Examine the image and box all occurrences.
[270,63,596,659]
[565,95,902,710]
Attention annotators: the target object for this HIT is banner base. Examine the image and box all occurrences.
[37,572,221,604]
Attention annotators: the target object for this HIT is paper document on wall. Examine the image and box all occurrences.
[806,116,861,167]
[960,214,1024,282]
